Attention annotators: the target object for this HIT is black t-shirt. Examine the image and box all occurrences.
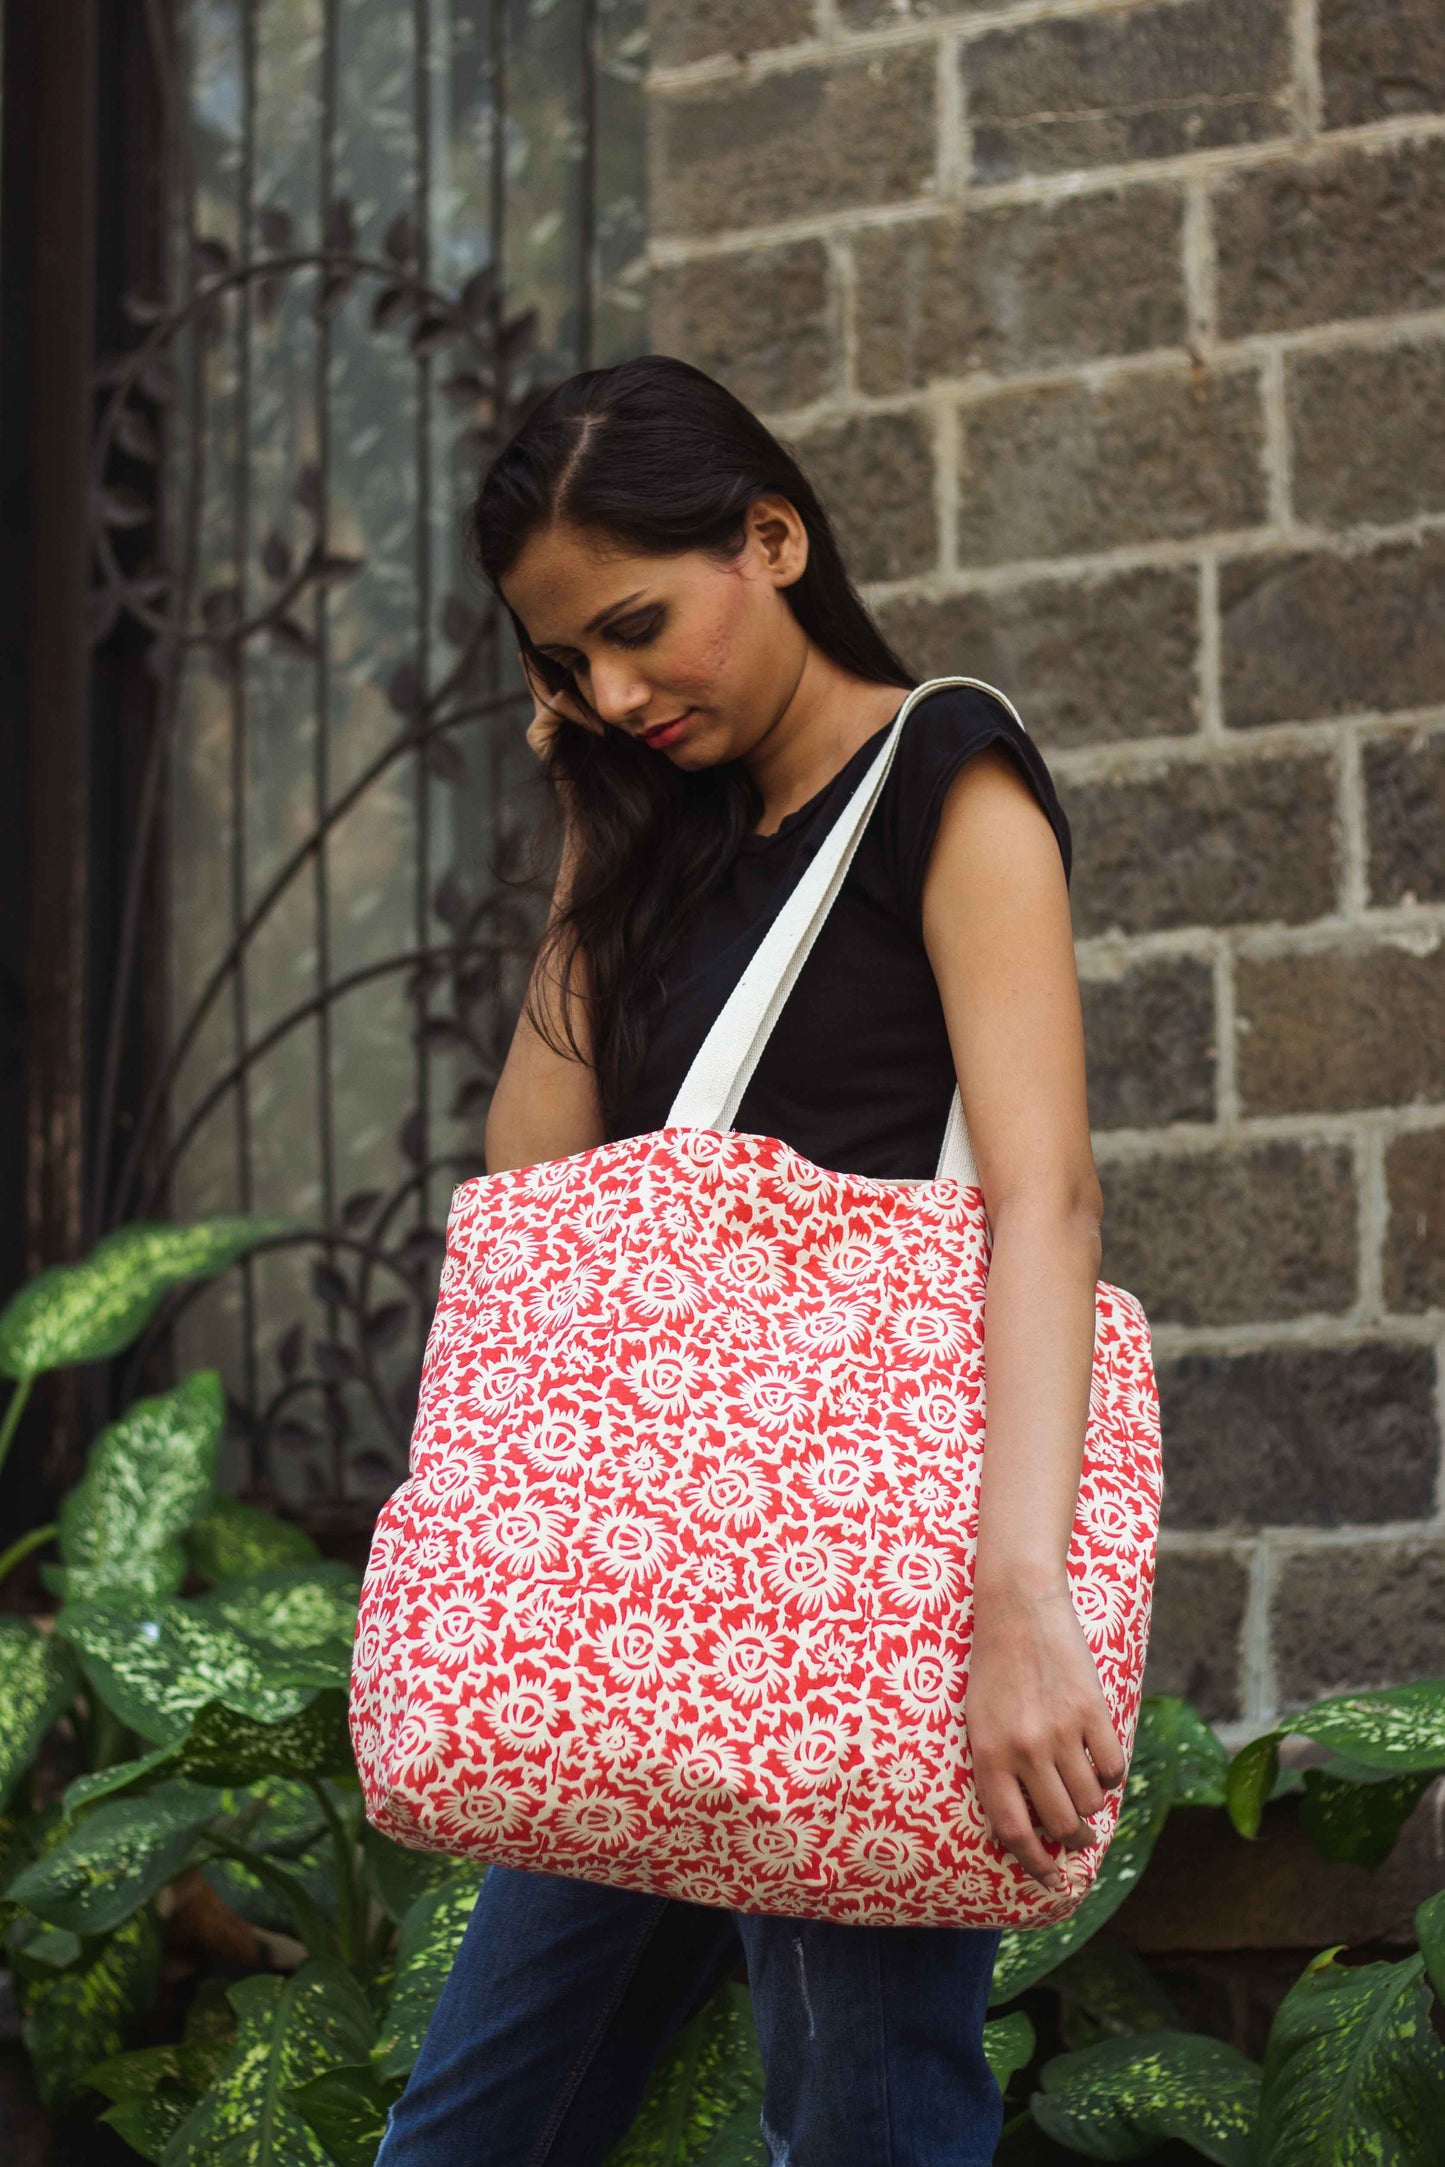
[605,682,1073,1181]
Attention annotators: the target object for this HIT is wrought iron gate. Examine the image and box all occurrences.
[85,0,647,1523]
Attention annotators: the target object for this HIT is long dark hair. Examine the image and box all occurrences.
[466,353,917,1130]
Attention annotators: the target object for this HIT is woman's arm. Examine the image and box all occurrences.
[484,819,608,1174]
[919,743,1126,1894]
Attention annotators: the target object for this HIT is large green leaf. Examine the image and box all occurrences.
[985,2009,1037,2093]
[89,1982,240,2156]
[1253,1944,1445,2164]
[62,1692,354,1817]
[54,1373,222,1606]
[372,1867,487,2081]
[363,1821,475,1924]
[15,1901,163,2110]
[990,1698,1200,2006]
[1227,1683,1445,1841]
[286,2063,403,2167]
[201,1837,339,1939]
[185,1497,320,1583]
[1029,2028,1260,2164]
[104,2091,197,2163]
[1048,1942,1183,2053]
[0,1618,79,1812]
[3,1779,220,1934]
[0,1217,296,1380]
[55,1598,306,1740]
[215,1773,336,1859]
[197,1561,359,1671]
[1286,1681,1445,1771]
[1418,1889,1445,2007]
[160,1958,375,2167]
[602,1980,766,2167]
[1298,1762,1438,1869]
[87,2034,237,2105]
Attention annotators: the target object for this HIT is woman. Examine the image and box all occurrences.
[377,354,1124,2166]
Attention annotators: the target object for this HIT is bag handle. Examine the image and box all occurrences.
[666,676,1030,1186]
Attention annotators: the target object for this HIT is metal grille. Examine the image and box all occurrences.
[89,0,647,1521]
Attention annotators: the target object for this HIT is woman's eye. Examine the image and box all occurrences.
[610,615,661,650]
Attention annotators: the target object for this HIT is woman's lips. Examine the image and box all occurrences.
[639,709,694,747]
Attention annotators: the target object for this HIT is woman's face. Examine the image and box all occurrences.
[498,497,811,767]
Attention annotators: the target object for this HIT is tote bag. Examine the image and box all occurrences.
[349,676,1164,1929]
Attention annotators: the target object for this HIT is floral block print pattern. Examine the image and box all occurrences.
[349,1125,1163,1928]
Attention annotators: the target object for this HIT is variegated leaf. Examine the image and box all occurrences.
[1225,1730,1283,1840]
[363,1821,476,1924]
[3,1778,220,1934]
[55,1596,331,1743]
[989,1697,1185,2006]
[372,1867,487,2080]
[983,2009,1036,2093]
[1228,1681,1445,1841]
[1047,1940,1183,2051]
[103,2090,194,2162]
[90,1979,240,2153]
[55,1373,222,1605]
[201,1839,338,1939]
[185,1497,319,1583]
[1287,1681,1445,1773]
[601,1981,765,2167]
[86,2033,235,2103]
[13,1922,82,1970]
[1417,1889,1445,2005]
[1299,1762,1437,1868]
[1030,2027,1260,2165]
[0,1217,296,1380]
[160,1958,375,2167]
[1253,1946,1445,2165]
[16,1900,162,2110]
[286,2062,402,2167]
[196,1562,359,1676]
[213,1773,345,1859]
[62,1693,353,1818]
[0,1618,79,1812]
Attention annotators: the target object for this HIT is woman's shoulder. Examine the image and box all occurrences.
[880,677,1072,926]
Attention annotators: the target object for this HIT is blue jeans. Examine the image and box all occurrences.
[374,1864,1005,2166]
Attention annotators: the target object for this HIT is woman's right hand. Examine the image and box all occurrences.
[520,652,605,762]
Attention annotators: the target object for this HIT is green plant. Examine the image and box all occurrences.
[0,1215,482,2158]
[4,1219,1445,2164]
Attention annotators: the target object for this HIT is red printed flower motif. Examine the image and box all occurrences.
[625,1349,705,1414]
[478,1501,570,1575]
[629,1260,708,1326]
[585,1507,673,1587]
[664,1736,751,1800]
[774,1714,849,1786]
[688,1452,773,1534]
[877,1540,965,1617]
[842,1821,926,1887]
[415,1591,488,1670]
[781,1297,873,1357]
[887,1302,977,1362]
[707,1623,791,1707]
[759,1536,854,1614]
[885,1647,959,1723]
[553,1796,648,1852]
[719,1240,788,1289]
[598,1612,672,1690]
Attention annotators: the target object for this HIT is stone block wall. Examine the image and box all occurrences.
[645,0,1445,1742]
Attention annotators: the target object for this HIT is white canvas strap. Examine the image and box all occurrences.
[666,676,1031,1186]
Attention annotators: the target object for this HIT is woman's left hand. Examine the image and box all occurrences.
[964,1576,1127,1892]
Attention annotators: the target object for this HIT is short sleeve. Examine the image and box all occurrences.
[879,683,1072,933]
